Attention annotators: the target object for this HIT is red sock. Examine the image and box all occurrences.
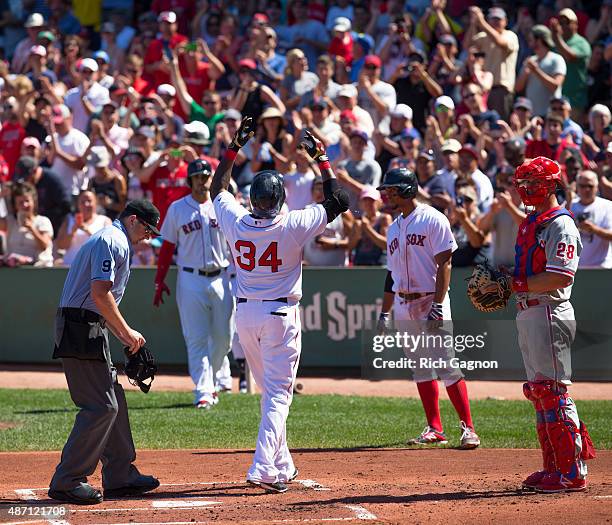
[446,379,474,429]
[416,380,442,432]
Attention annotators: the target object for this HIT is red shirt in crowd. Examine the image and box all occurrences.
[151,0,195,36]
[328,34,353,65]
[132,76,154,97]
[147,160,190,225]
[175,60,212,120]
[0,121,25,176]
[144,33,189,87]
[525,138,578,163]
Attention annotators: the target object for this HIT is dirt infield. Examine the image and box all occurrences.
[0,449,610,524]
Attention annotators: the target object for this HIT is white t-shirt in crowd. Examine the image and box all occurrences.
[357,80,397,126]
[284,170,316,211]
[64,82,110,132]
[51,128,91,196]
[62,214,111,266]
[303,209,347,266]
[571,196,612,268]
[469,169,494,213]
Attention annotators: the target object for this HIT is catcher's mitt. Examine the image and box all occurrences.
[466,262,512,313]
[124,346,157,393]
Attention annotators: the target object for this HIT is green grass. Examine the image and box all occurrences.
[0,389,610,451]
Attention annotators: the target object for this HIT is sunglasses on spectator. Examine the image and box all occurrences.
[435,105,450,113]
[82,69,94,74]
[550,105,564,111]
[125,68,137,74]
[203,99,217,105]
[364,64,378,70]
[577,183,595,189]
[463,92,479,99]
[471,52,485,58]
[137,218,155,236]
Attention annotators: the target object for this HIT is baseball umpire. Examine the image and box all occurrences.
[48,200,161,505]
[511,157,595,492]
[154,159,234,409]
[211,118,349,493]
[377,168,481,449]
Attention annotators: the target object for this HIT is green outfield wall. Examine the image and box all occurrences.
[1,267,611,380]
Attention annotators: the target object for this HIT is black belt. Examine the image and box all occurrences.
[182,267,222,277]
[237,297,288,304]
[60,307,102,323]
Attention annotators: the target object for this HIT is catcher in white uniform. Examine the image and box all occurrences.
[154,159,234,409]
[211,118,349,493]
[377,168,481,449]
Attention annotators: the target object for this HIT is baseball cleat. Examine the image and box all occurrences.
[239,379,248,393]
[407,426,448,445]
[247,479,288,493]
[533,472,587,493]
[522,470,548,490]
[196,399,216,410]
[459,421,480,449]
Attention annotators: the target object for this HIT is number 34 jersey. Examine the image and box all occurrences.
[214,191,327,301]
[514,207,582,304]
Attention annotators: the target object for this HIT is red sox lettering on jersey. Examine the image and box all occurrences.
[386,205,456,294]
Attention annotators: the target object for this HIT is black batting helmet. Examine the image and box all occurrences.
[186,159,212,187]
[250,170,285,218]
[377,168,418,198]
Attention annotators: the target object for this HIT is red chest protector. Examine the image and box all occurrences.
[514,206,573,278]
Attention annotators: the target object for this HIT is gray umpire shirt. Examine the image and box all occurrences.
[59,219,133,313]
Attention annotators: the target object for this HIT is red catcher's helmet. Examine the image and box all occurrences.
[513,156,562,207]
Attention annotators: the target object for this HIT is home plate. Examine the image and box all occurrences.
[152,499,221,508]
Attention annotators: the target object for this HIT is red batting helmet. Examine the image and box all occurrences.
[513,156,562,207]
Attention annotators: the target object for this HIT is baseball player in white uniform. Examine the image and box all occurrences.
[210,119,349,493]
[377,168,481,449]
[154,159,234,409]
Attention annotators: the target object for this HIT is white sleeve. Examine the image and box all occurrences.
[213,191,247,239]
[160,203,178,244]
[286,204,327,247]
[429,214,458,256]
[76,132,90,154]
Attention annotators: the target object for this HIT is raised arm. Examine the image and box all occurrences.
[211,117,255,201]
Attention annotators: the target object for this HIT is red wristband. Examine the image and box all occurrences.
[512,277,528,293]
[224,149,238,161]
[317,159,331,170]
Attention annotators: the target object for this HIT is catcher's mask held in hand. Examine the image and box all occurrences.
[514,156,561,207]
[124,346,157,393]
[466,262,512,313]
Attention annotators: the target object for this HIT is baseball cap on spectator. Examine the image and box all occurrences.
[135,125,156,139]
[139,11,157,23]
[417,149,435,161]
[25,13,44,28]
[487,7,506,20]
[441,139,462,153]
[312,98,328,110]
[260,107,285,122]
[550,95,571,108]
[531,25,554,48]
[360,185,381,201]
[400,127,420,140]
[339,109,357,123]
[158,11,177,23]
[435,96,455,111]
[157,84,176,97]
[513,97,533,112]
[253,12,269,24]
[558,8,578,22]
[505,137,526,154]
[121,147,146,169]
[101,22,115,33]
[238,58,257,70]
[37,30,55,42]
[52,104,71,124]
[364,55,382,68]
[14,156,38,181]
[123,199,161,236]
[88,146,111,168]
[183,120,210,145]
[103,100,119,110]
[459,144,479,160]
[337,84,358,99]
[439,34,457,46]
[354,34,374,55]
[93,50,110,63]
[29,45,46,57]
[333,17,352,32]
[350,129,369,143]
[79,58,99,72]
[223,109,242,121]
[22,136,41,149]
[390,104,413,120]
[408,49,426,63]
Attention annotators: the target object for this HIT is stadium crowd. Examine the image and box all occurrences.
[0,0,610,269]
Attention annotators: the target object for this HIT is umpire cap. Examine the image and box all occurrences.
[250,170,285,219]
[123,199,161,236]
[377,168,418,199]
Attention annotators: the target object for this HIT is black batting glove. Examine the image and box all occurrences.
[300,129,327,161]
[230,116,255,151]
